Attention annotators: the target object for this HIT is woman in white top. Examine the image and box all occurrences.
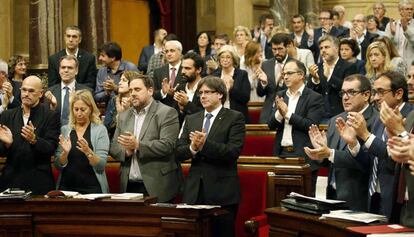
[240,41,265,102]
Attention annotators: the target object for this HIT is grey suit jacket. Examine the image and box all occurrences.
[109,100,181,202]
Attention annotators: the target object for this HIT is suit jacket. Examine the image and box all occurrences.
[252,30,273,59]
[307,58,357,119]
[48,49,97,90]
[109,100,181,202]
[176,107,245,205]
[326,105,378,212]
[257,56,292,123]
[268,87,324,170]
[213,68,251,123]
[362,103,414,218]
[398,110,414,227]
[0,103,60,195]
[47,82,92,116]
[310,26,350,62]
[138,45,155,73]
[152,64,185,107]
[290,31,310,49]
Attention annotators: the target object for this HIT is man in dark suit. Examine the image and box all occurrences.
[291,14,310,49]
[137,28,167,74]
[109,75,181,203]
[308,35,357,121]
[44,55,91,125]
[348,72,414,219]
[307,10,349,62]
[268,59,324,195]
[257,33,293,123]
[176,76,245,237]
[373,3,390,31]
[152,40,185,107]
[252,14,274,59]
[351,14,379,61]
[305,74,376,211]
[0,76,60,195]
[48,25,97,90]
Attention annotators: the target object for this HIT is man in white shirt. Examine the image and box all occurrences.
[138,28,167,74]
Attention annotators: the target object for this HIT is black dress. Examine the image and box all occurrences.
[59,125,102,193]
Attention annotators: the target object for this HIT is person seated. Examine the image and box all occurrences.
[339,38,366,75]
[54,90,110,194]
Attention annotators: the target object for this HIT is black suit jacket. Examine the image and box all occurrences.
[307,58,357,119]
[152,64,185,107]
[257,56,292,123]
[138,45,155,73]
[47,82,92,116]
[213,68,251,123]
[176,108,245,205]
[310,26,350,62]
[48,49,97,89]
[0,103,60,195]
[267,87,324,170]
[326,105,378,212]
[290,31,310,49]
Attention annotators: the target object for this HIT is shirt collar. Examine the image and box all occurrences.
[169,62,181,71]
[61,80,76,91]
[359,103,369,114]
[287,83,305,97]
[66,48,79,57]
[205,104,223,118]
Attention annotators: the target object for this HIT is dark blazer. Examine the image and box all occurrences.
[174,82,203,126]
[361,103,414,218]
[267,87,324,170]
[379,17,390,31]
[310,26,350,62]
[152,64,185,107]
[360,31,379,61]
[290,31,310,49]
[354,59,367,75]
[252,31,273,59]
[48,49,97,90]
[0,103,60,195]
[176,107,245,206]
[47,82,92,116]
[138,45,155,73]
[257,56,292,124]
[326,105,378,212]
[213,68,251,123]
[307,58,357,119]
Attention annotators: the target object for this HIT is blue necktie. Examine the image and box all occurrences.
[61,86,70,125]
[203,113,213,134]
[369,129,387,196]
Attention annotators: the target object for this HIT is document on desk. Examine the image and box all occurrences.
[288,192,346,204]
[321,210,387,223]
[110,193,143,200]
[72,193,113,200]
[176,204,221,209]
[348,224,414,234]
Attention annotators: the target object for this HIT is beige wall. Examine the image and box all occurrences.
[0,0,12,61]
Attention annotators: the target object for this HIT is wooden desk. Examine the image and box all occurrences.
[265,207,366,237]
[0,196,224,237]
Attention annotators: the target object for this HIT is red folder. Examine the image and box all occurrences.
[347,224,414,234]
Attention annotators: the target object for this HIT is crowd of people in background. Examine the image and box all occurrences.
[1,1,414,235]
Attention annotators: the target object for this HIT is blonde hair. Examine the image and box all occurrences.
[233,25,252,42]
[68,89,102,128]
[365,41,394,78]
[244,41,262,68]
[218,45,240,68]
[270,26,290,38]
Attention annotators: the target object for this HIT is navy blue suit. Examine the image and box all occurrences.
[138,45,155,73]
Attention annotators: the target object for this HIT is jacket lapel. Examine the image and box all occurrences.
[139,101,157,140]
[206,108,225,138]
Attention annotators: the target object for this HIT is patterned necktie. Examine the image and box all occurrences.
[203,113,213,134]
[369,129,387,196]
[61,86,70,125]
[170,68,176,88]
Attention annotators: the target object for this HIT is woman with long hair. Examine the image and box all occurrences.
[240,41,265,102]
[373,36,407,76]
[365,41,393,82]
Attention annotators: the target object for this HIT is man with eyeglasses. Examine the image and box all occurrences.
[176,76,245,237]
[305,74,377,212]
[385,0,414,64]
[268,59,323,196]
[0,76,60,195]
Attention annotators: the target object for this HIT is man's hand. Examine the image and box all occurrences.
[255,67,268,85]
[309,64,320,82]
[117,131,139,157]
[44,91,58,111]
[388,134,414,164]
[275,96,288,118]
[336,117,358,148]
[115,96,131,113]
[190,129,206,152]
[304,125,330,160]
[2,81,13,99]
[21,121,36,144]
[347,112,370,141]
[103,77,117,95]
[380,102,405,137]
[0,124,13,148]
[173,90,189,111]
[305,23,314,39]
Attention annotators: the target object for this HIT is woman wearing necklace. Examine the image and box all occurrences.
[54,90,110,193]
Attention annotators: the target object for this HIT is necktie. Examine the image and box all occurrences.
[170,68,176,88]
[369,129,387,196]
[396,164,406,204]
[61,86,70,125]
[203,113,213,134]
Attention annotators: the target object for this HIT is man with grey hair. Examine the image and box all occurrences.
[152,40,184,107]
[373,2,390,31]
[385,0,414,64]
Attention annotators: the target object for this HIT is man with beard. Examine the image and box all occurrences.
[173,52,203,125]
[257,33,293,124]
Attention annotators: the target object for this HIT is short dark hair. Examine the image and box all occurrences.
[99,42,122,60]
[215,34,230,44]
[129,74,153,89]
[154,28,166,38]
[65,25,82,37]
[377,71,409,102]
[344,74,372,92]
[183,52,204,71]
[320,9,333,19]
[163,33,179,43]
[59,55,79,68]
[318,35,339,47]
[197,76,228,104]
[339,38,361,57]
[270,33,293,47]
[292,14,305,22]
[366,15,380,28]
[259,14,274,25]
[285,59,307,76]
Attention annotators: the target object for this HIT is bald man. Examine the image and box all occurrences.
[0,76,60,195]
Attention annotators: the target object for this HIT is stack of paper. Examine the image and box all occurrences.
[321,210,387,223]
[110,193,143,200]
[72,193,112,200]
[176,204,221,209]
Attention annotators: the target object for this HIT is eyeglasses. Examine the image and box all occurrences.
[372,89,393,97]
[199,90,217,96]
[339,90,365,98]
[20,88,39,93]
[282,71,301,77]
